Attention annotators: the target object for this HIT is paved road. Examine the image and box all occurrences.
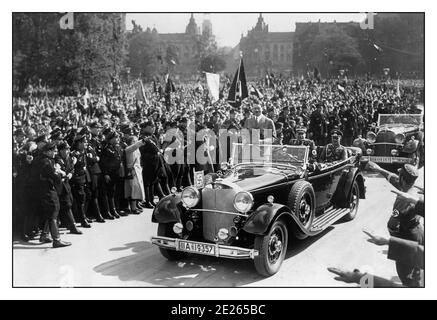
[13,171,423,287]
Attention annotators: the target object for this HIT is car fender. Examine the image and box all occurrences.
[243,203,305,236]
[332,167,365,207]
[151,194,183,223]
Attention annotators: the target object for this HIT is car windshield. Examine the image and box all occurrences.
[230,143,308,168]
[378,114,423,127]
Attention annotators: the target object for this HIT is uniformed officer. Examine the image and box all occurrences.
[367,161,423,287]
[339,104,357,146]
[87,122,106,222]
[70,134,93,227]
[309,104,328,146]
[99,129,123,219]
[55,141,82,234]
[319,129,348,163]
[289,126,317,162]
[36,142,71,248]
[140,121,166,208]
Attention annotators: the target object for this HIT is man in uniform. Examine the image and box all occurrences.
[87,122,106,222]
[99,129,123,219]
[309,104,328,146]
[70,134,94,227]
[367,161,423,287]
[55,141,82,234]
[36,142,71,248]
[319,129,348,163]
[339,104,357,146]
[289,126,317,163]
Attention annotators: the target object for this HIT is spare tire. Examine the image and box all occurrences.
[288,181,315,240]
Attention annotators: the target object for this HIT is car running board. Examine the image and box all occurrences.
[309,207,350,233]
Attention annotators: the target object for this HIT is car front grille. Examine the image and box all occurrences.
[201,186,238,242]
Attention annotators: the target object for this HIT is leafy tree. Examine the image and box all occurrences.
[127,32,161,80]
[12,13,127,94]
[200,54,226,73]
[308,25,364,74]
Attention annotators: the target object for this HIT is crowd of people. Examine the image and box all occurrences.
[13,75,424,252]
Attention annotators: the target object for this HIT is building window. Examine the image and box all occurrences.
[280,45,285,52]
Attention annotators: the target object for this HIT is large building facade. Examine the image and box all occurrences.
[142,14,215,77]
[239,14,294,77]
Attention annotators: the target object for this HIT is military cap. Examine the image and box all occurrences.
[57,141,70,151]
[331,128,343,136]
[296,126,307,133]
[42,141,57,152]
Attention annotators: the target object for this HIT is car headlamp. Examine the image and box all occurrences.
[181,186,200,208]
[391,149,399,156]
[395,133,406,144]
[173,222,183,235]
[366,132,377,144]
[233,191,254,213]
[366,148,374,155]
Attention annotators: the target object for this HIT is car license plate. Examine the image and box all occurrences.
[178,240,216,256]
[367,156,393,163]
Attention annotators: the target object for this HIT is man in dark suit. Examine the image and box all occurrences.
[244,102,276,144]
[309,104,328,146]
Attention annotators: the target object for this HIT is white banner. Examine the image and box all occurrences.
[205,72,220,102]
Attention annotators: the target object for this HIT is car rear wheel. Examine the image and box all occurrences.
[343,181,360,221]
[254,218,288,277]
[157,223,187,261]
[287,181,315,240]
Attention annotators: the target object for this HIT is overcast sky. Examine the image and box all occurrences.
[127,13,367,47]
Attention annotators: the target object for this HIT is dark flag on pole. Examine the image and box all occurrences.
[227,55,248,108]
[314,67,321,83]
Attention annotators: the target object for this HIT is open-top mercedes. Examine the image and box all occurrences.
[151,143,366,276]
[357,114,423,166]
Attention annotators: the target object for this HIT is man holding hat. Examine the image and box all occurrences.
[319,128,347,163]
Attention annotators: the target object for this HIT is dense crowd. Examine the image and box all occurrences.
[13,76,424,251]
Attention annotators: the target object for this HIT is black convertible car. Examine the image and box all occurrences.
[357,114,423,167]
[151,143,366,276]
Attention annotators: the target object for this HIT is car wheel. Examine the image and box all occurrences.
[287,181,315,239]
[343,181,360,221]
[157,223,187,261]
[254,218,288,277]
